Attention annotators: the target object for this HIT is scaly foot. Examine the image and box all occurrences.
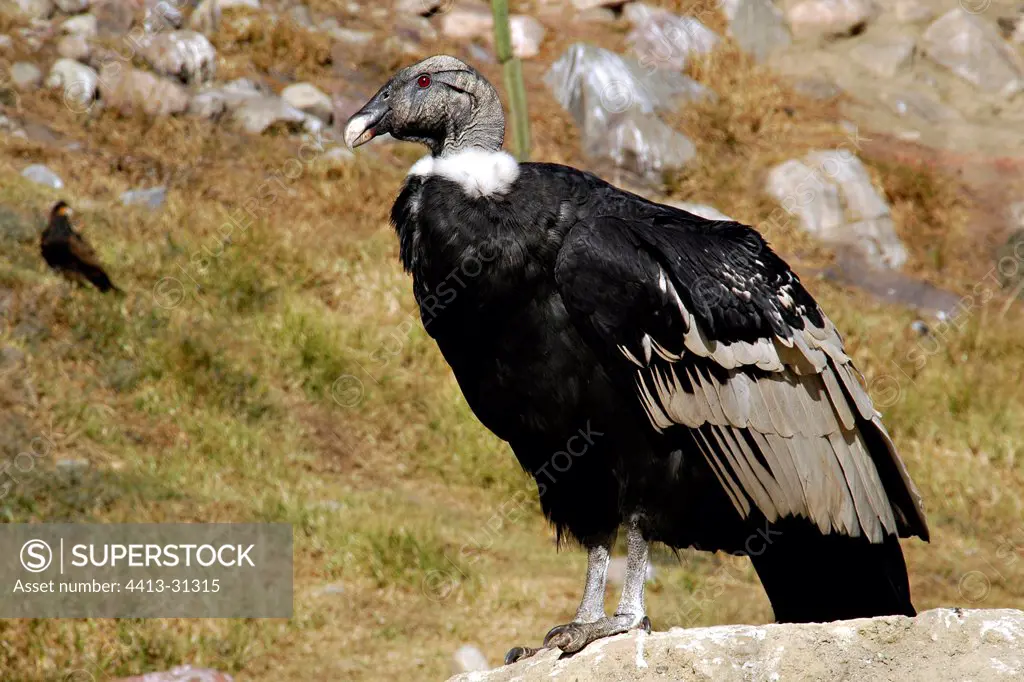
[503,614,651,664]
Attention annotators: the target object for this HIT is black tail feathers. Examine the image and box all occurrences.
[749,521,915,623]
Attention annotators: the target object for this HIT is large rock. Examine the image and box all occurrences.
[627,8,719,71]
[56,34,91,61]
[849,34,914,78]
[921,9,1024,96]
[45,58,98,110]
[509,15,545,59]
[765,150,906,269]
[546,43,712,135]
[21,164,64,189]
[10,62,42,91]
[601,111,697,179]
[893,0,932,24]
[785,0,878,40]
[232,96,307,134]
[452,609,1024,682]
[92,0,135,36]
[98,64,190,116]
[439,6,545,58]
[281,82,333,123]
[12,0,53,19]
[140,30,216,84]
[719,0,791,62]
[61,13,98,38]
[546,43,711,177]
[55,0,89,13]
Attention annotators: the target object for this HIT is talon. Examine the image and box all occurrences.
[544,623,589,653]
[640,615,652,634]
[504,646,539,665]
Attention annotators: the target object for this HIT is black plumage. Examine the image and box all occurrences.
[345,56,929,656]
[41,201,120,293]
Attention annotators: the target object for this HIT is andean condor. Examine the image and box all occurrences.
[41,201,120,293]
[343,55,929,662]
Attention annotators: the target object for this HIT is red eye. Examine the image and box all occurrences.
[417,74,431,88]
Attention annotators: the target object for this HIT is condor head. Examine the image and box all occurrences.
[343,54,505,157]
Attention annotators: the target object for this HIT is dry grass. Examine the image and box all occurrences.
[1,4,1023,681]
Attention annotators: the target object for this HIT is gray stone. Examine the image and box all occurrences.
[55,0,89,13]
[893,0,932,24]
[92,0,133,36]
[394,14,438,44]
[45,58,98,110]
[548,43,716,177]
[628,8,719,71]
[547,43,712,176]
[921,9,1024,96]
[21,164,64,189]
[667,201,734,222]
[325,25,374,46]
[452,645,489,674]
[281,82,333,123]
[546,43,713,136]
[56,34,91,61]
[187,89,227,118]
[143,0,183,32]
[98,64,190,116]
[878,88,962,123]
[189,0,221,34]
[13,0,53,19]
[766,157,844,238]
[219,0,259,8]
[232,96,306,135]
[792,77,842,100]
[767,151,906,269]
[450,609,1024,682]
[0,35,12,51]
[719,0,791,61]
[141,30,216,84]
[577,7,616,23]
[785,0,878,40]
[120,186,167,209]
[509,15,545,59]
[61,13,98,37]
[600,111,697,179]
[10,62,42,91]
[849,35,914,78]
[439,5,492,41]
[823,251,965,317]
[216,78,265,109]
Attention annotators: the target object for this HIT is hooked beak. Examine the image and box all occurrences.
[344,92,392,149]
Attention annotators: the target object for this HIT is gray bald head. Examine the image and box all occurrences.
[343,55,506,157]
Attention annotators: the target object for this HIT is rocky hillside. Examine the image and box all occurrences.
[1,0,1023,680]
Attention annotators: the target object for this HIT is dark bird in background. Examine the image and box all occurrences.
[41,201,120,293]
[345,56,929,662]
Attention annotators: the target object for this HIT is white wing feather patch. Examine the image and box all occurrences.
[627,268,904,541]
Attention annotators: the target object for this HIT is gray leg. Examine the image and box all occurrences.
[504,540,612,665]
[575,543,610,623]
[544,517,651,654]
